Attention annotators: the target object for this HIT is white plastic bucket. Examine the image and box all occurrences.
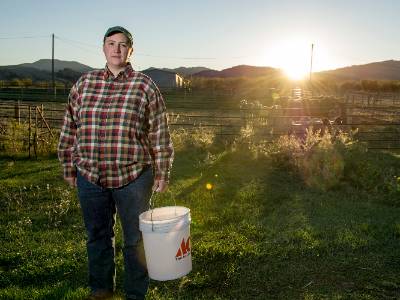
[139,206,192,281]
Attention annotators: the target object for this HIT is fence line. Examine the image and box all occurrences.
[1,93,400,152]
[0,103,55,158]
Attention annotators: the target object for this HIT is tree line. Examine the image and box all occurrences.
[1,73,400,96]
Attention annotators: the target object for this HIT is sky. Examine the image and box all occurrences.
[0,0,399,75]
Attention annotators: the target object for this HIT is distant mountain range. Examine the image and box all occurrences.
[1,59,400,82]
[156,61,400,80]
[319,60,400,81]
[145,65,281,78]
[0,59,93,82]
[194,65,282,78]
[156,66,211,76]
[15,59,94,73]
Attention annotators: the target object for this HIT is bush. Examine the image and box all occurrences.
[171,127,215,151]
[299,133,345,191]
[0,120,58,156]
[261,126,400,199]
[263,127,356,191]
[1,120,29,153]
[265,134,301,170]
[343,145,400,205]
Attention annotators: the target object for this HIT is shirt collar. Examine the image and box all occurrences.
[103,62,134,80]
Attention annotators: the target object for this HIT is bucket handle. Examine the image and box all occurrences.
[149,189,177,232]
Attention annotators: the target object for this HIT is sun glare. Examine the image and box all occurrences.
[260,37,339,80]
[284,63,309,80]
[267,38,313,80]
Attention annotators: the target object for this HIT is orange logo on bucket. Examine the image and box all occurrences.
[175,237,191,260]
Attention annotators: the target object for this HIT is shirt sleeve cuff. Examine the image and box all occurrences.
[63,165,77,180]
[154,170,169,183]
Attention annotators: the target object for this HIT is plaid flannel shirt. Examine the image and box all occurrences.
[58,63,174,188]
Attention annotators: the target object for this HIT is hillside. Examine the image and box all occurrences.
[0,66,53,81]
[1,59,400,82]
[15,59,93,73]
[164,66,212,76]
[192,60,400,81]
[194,64,281,78]
[0,59,94,82]
[318,60,400,81]
[144,66,213,76]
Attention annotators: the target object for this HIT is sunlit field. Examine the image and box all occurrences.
[2,1,400,298]
[1,124,400,299]
[1,85,400,299]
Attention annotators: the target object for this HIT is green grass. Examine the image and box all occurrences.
[1,141,400,299]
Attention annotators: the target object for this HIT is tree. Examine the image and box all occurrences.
[340,81,362,92]
[10,78,22,87]
[361,80,379,91]
[380,81,400,92]
[21,78,33,87]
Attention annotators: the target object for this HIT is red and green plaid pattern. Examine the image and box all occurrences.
[58,63,174,188]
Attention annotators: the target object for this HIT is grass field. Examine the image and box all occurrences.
[1,130,400,299]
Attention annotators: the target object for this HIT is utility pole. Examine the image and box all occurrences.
[52,33,55,99]
[309,43,314,82]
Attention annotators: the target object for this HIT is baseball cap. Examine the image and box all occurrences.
[103,26,133,47]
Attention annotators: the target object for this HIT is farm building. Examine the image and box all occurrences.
[141,68,184,88]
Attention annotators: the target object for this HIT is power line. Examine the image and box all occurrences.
[0,35,50,39]
[0,34,264,62]
[55,36,258,60]
[55,36,100,55]
[135,53,218,60]
[55,36,219,60]
[0,33,257,61]
[55,36,100,49]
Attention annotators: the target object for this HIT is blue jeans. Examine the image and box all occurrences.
[77,166,153,299]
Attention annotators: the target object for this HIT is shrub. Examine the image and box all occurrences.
[265,134,302,170]
[299,132,345,191]
[264,126,400,198]
[264,127,356,191]
[1,120,29,153]
[171,127,215,151]
[0,120,58,156]
[343,145,400,205]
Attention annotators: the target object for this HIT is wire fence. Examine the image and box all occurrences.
[1,90,400,153]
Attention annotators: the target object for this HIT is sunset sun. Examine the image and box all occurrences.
[267,38,313,80]
[262,38,338,80]
[283,61,309,80]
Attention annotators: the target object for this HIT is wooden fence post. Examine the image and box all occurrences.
[28,105,31,158]
[34,106,38,158]
[41,104,44,131]
[346,95,353,125]
[15,101,21,124]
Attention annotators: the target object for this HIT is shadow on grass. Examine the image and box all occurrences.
[150,149,400,299]
[0,153,63,187]
[2,146,400,299]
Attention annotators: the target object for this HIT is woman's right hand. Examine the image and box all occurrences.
[65,177,77,187]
